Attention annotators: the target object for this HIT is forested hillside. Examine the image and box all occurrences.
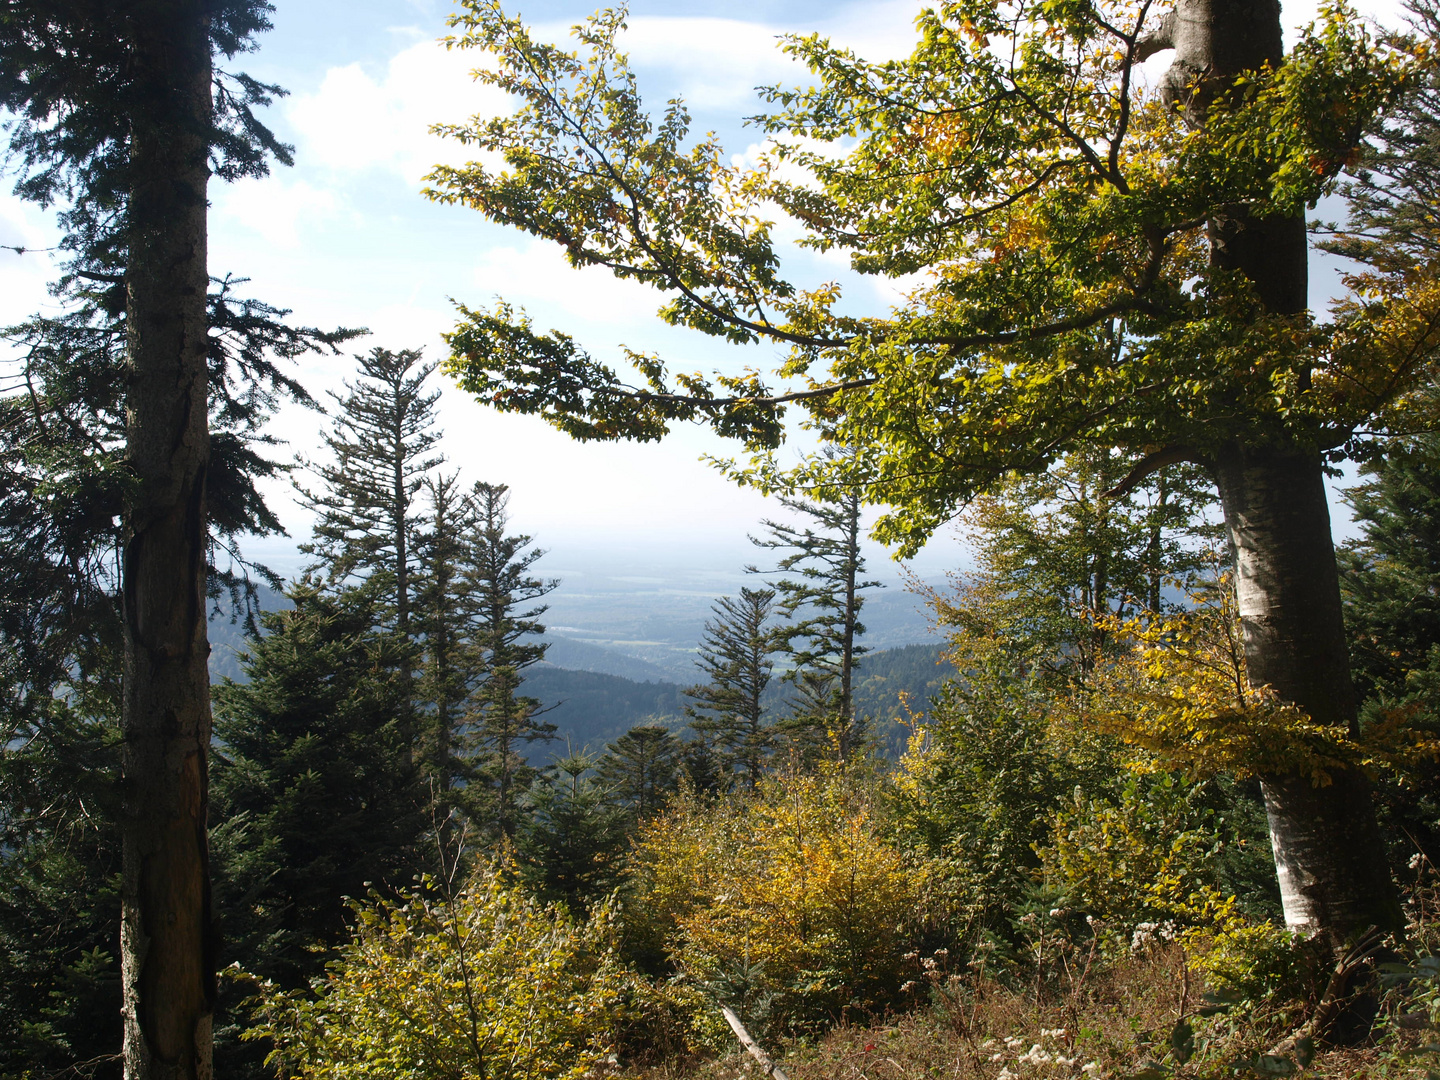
[519,642,952,761]
[7,3,1440,1080]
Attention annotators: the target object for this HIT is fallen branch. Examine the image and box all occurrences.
[721,1006,791,1080]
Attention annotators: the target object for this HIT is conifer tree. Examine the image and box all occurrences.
[752,478,881,760]
[949,448,1219,683]
[414,474,478,799]
[463,482,557,840]
[210,580,427,991]
[1339,429,1440,867]
[517,752,629,911]
[0,7,354,1067]
[298,347,443,637]
[683,589,778,784]
[596,724,684,816]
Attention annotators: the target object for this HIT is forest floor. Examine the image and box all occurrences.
[625,942,1438,1080]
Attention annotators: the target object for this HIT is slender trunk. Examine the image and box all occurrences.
[393,424,409,637]
[1214,445,1401,941]
[838,492,859,758]
[120,6,215,1080]
[1147,474,1166,614]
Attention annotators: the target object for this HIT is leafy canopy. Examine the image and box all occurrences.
[430,0,1429,553]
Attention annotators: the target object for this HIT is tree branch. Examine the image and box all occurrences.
[1102,444,1203,499]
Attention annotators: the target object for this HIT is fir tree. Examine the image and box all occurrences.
[752,468,881,761]
[210,580,428,991]
[298,347,443,637]
[1339,430,1440,867]
[463,482,557,840]
[0,701,122,1080]
[596,724,684,816]
[517,752,629,912]
[683,589,778,784]
[414,474,478,800]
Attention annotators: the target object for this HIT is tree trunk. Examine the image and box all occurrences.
[1213,445,1401,942]
[120,5,215,1080]
[1150,0,1401,948]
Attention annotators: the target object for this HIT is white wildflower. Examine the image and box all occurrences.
[1019,1044,1053,1065]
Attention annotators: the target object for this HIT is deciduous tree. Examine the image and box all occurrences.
[430,0,1431,945]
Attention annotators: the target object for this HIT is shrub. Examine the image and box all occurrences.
[239,864,635,1080]
[629,768,927,1039]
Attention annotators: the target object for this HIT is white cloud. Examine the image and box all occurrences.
[213,177,341,249]
[0,194,69,326]
[283,0,931,190]
[607,17,803,110]
[469,241,663,326]
[287,38,508,186]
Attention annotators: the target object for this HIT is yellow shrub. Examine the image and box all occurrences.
[239,864,635,1080]
[630,769,926,1034]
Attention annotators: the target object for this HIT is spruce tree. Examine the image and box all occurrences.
[683,589,778,785]
[752,473,881,761]
[298,347,443,637]
[596,724,684,815]
[463,482,557,840]
[414,474,478,800]
[0,8,353,1067]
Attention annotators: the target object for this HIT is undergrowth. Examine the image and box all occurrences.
[625,858,1440,1080]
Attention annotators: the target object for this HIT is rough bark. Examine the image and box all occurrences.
[119,5,216,1079]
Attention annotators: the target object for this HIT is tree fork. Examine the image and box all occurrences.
[120,4,216,1079]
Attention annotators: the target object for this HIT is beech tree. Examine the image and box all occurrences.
[429,0,1436,947]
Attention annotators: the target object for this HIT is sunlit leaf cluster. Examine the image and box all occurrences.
[430,0,1432,555]
[1070,573,1440,783]
[629,769,926,1034]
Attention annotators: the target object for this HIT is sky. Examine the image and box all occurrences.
[0,0,1406,588]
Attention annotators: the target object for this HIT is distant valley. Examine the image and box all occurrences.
[209,574,954,762]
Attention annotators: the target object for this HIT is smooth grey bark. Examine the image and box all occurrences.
[119,5,216,1079]
[1151,0,1401,946]
[1214,446,1401,939]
